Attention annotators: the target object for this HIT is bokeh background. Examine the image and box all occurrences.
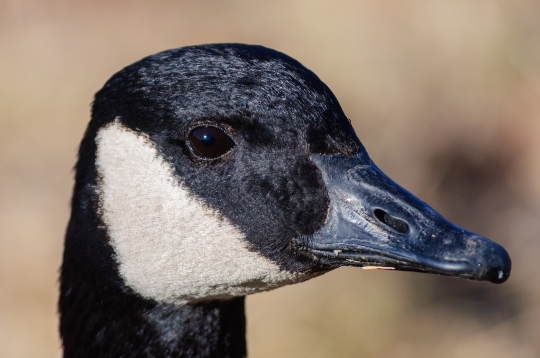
[1,1,540,357]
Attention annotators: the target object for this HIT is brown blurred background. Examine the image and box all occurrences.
[1,1,540,357]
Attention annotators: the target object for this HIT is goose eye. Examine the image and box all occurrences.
[188,126,235,159]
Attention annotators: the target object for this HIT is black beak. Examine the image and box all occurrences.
[300,151,511,284]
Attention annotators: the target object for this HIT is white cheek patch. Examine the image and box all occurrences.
[95,120,311,305]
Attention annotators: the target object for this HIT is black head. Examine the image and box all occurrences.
[60,43,511,357]
[66,43,510,308]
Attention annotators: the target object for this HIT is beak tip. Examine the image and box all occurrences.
[488,268,510,284]
[482,244,511,284]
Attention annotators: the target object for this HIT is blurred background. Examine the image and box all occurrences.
[1,1,540,357]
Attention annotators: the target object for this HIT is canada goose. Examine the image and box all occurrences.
[59,44,511,358]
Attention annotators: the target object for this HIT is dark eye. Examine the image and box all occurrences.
[188,126,235,159]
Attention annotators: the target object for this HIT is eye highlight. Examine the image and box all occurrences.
[187,126,235,159]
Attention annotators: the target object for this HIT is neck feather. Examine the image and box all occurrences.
[60,257,247,357]
[59,184,247,358]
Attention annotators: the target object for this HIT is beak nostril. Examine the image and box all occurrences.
[374,209,410,234]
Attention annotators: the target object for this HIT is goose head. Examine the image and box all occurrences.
[61,43,510,355]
